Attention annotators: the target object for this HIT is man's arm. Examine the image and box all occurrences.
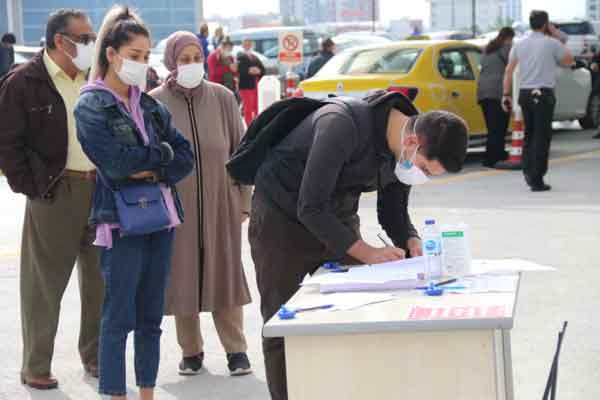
[297,110,405,264]
[0,74,37,197]
[503,58,518,97]
[547,24,574,66]
[377,179,422,257]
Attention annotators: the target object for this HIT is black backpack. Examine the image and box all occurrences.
[226,91,417,185]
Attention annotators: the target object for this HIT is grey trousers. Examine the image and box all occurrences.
[20,176,103,376]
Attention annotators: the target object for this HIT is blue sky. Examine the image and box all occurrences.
[205,0,586,24]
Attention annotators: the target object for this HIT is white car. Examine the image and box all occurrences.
[469,38,598,129]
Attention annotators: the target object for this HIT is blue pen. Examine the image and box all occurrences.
[277,304,334,320]
[416,285,466,290]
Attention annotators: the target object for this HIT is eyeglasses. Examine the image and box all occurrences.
[60,32,97,46]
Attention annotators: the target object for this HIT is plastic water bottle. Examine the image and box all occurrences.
[422,219,442,281]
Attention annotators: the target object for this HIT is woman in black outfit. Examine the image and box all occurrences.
[477,27,516,167]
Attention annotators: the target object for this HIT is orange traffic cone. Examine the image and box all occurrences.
[496,108,524,170]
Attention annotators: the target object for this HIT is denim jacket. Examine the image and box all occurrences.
[74,89,194,226]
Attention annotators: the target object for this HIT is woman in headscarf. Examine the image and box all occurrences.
[149,31,253,377]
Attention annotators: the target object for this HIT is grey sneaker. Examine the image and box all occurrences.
[227,353,252,376]
[178,353,204,376]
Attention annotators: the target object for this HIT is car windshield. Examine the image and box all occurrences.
[555,22,594,35]
[330,47,422,75]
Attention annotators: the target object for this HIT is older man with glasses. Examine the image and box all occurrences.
[0,9,103,390]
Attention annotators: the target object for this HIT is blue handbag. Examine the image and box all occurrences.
[113,182,170,236]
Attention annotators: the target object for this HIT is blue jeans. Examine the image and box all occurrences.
[98,229,174,396]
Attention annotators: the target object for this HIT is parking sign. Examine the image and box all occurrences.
[279,31,303,65]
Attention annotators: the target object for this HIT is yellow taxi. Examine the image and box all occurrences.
[299,40,487,144]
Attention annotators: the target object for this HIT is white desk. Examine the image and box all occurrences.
[264,272,520,400]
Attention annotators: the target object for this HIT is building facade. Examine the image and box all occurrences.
[587,0,600,21]
[6,0,203,46]
[429,0,521,32]
[280,0,379,25]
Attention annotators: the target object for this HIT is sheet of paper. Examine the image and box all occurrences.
[301,256,448,293]
[444,274,519,294]
[471,259,556,275]
[289,292,399,312]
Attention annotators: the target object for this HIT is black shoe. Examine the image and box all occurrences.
[227,352,252,376]
[530,183,552,192]
[593,132,600,139]
[178,353,204,376]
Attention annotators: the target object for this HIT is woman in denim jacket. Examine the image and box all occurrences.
[74,6,193,400]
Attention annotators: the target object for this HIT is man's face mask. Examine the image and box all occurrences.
[394,116,430,186]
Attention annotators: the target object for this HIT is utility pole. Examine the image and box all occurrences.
[195,0,204,30]
[451,0,455,30]
[472,0,476,38]
[372,0,376,33]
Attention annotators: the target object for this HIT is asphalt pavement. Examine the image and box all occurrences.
[0,125,599,400]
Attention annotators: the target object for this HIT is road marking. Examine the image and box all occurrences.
[364,148,600,195]
[0,151,598,259]
[422,148,600,186]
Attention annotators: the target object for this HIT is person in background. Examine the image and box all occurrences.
[197,23,210,74]
[75,6,193,399]
[207,36,238,94]
[237,39,265,125]
[150,31,253,377]
[0,33,16,77]
[212,26,225,50]
[0,9,102,390]
[503,10,574,191]
[477,27,515,168]
[306,37,336,79]
[145,65,161,92]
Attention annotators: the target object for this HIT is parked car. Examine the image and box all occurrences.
[13,45,41,66]
[330,32,392,53]
[415,31,475,40]
[554,20,599,59]
[300,40,596,145]
[229,27,321,80]
[469,37,598,129]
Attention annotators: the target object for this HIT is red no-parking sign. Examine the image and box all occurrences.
[279,31,303,65]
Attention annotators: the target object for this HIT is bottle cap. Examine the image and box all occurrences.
[425,219,435,225]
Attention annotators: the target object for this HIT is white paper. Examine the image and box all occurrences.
[289,292,399,312]
[471,259,556,275]
[445,274,519,294]
[301,257,442,293]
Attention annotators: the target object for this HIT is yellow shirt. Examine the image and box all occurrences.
[43,51,95,172]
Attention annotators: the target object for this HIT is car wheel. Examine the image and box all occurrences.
[579,93,600,129]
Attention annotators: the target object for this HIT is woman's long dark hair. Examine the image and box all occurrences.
[485,27,515,54]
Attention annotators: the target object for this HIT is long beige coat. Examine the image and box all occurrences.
[150,80,252,314]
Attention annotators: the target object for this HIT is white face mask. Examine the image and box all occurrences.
[116,55,148,88]
[394,117,430,186]
[177,62,205,89]
[64,38,94,71]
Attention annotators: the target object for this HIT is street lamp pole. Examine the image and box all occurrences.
[372,0,376,33]
[472,0,476,37]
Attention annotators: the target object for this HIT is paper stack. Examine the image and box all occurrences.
[302,256,440,293]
